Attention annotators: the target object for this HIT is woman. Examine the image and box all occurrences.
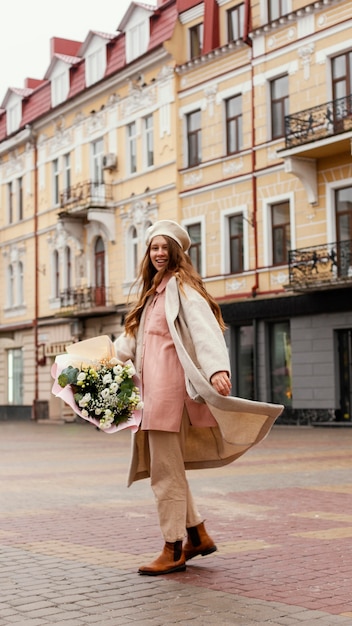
[115,220,283,576]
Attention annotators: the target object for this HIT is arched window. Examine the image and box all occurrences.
[7,264,14,307]
[18,261,24,305]
[64,246,72,291]
[94,237,105,306]
[54,250,60,299]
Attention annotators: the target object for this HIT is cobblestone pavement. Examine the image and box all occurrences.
[1,421,352,625]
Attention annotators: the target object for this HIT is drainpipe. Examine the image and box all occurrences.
[31,129,39,418]
[249,47,258,298]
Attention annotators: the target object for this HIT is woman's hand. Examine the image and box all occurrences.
[210,371,231,396]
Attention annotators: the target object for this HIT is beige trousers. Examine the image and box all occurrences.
[147,409,203,542]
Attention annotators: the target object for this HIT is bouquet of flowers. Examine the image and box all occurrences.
[51,335,142,433]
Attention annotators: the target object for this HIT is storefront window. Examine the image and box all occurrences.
[269,321,292,406]
[8,348,23,404]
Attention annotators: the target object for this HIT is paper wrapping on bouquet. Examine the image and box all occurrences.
[51,335,142,434]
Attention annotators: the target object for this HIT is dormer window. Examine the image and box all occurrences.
[126,20,149,63]
[7,100,21,135]
[119,5,151,64]
[86,45,105,86]
[51,63,70,107]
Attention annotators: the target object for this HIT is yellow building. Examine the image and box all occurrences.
[0,0,351,425]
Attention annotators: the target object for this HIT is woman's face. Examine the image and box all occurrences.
[149,235,169,271]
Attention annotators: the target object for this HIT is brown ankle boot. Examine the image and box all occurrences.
[183,522,217,561]
[138,541,186,576]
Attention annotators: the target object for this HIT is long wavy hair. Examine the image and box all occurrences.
[124,235,226,336]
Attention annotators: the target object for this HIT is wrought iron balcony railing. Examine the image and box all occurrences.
[285,94,352,149]
[59,181,114,212]
[288,240,352,288]
[59,286,113,312]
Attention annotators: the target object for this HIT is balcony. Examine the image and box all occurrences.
[58,286,115,316]
[284,94,352,154]
[58,181,116,242]
[59,181,114,215]
[287,240,352,291]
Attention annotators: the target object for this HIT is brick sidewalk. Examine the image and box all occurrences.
[0,421,352,625]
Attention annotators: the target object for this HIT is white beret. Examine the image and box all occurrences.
[145,220,191,252]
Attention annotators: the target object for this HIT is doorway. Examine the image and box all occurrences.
[337,329,352,421]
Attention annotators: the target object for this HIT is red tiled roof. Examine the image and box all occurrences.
[105,34,126,77]
[51,37,82,58]
[0,0,177,143]
[21,82,51,127]
[149,0,178,49]
[176,0,202,12]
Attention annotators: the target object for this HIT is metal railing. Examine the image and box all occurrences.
[288,240,352,288]
[59,286,113,311]
[285,94,352,148]
[59,181,114,212]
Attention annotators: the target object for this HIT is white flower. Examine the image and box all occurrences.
[125,363,136,377]
[77,372,86,382]
[100,388,110,400]
[109,357,119,366]
[94,408,102,415]
[113,364,123,376]
[114,375,123,384]
[79,393,91,407]
[103,372,112,385]
[109,382,118,393]
[104,409,113,419]
[81,409,89,417]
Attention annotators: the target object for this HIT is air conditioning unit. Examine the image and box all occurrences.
[102,153,117,171]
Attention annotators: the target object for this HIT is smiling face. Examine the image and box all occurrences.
[149,235,169,272]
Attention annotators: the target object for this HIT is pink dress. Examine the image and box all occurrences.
[141,274,217,432]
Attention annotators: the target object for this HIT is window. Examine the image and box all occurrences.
[226,95,242,154]
[332,52,352,100]
[54,250,60,299]
[231,325,254,399]
[229,214,244,273]
[227,4,245,42]
[53,159,60,206]
[271,201,290,265]
[332,52,352,123]
[51,70,69,107]
[17,177,23,221]
[127,122,137,174]
[6,261,24,308]
[91,139,104,198]
[64,246,72,292]
[268,0,290,21]
[7,182,13,224]
[335,186,352,277]
[17,261,24,305]
[7,265,14,307]
[129,226,139,280]
[186,110,201,167]
[144,115,154,168]
[8,348,23,404]
[95,237,106,306]
[86,47,105,87]
[187,223,202,274]
[189,23,203,60]
[270,75,289,139]
[269,321,292,406]
[126,21,150,63]
[63,153,71,192]
[7,101,21,135]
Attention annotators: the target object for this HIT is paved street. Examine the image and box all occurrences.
[0,420,352,625]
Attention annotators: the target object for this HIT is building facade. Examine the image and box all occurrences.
[0,0,351,424]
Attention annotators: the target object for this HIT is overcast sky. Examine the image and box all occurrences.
[0,0,157,104]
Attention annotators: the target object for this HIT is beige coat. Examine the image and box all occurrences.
[115,276,283,486]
